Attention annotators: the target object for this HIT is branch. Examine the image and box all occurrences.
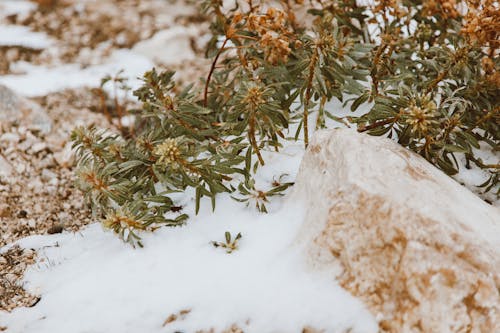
[203,37,229,107]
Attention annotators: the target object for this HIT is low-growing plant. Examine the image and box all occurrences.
[211,231,243,253]
[73,0,499,245]
[231,175,294,213]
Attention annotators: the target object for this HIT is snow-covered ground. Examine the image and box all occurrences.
[0,139,378,332]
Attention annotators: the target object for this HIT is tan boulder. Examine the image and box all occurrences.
[293,129,500,333]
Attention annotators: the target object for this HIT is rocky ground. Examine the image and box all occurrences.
[0,86,106,310]
[0,0,208,313]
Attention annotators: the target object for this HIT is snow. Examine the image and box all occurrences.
[0,141,378,333]
[0,50,154,97]
[0,50,155,97]
[0,1,36,19]
[0,25,54,49]
[132,26,200,65]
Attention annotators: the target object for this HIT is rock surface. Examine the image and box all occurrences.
[0,84,52,133]
[293,129,500,333]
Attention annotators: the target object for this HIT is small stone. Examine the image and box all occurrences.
[4,146,15,155]
[17,210,28,218]
[0,132,20,143]
[47,224,63,234]
[0,256,7,265]
[53,141,75,168]
[4,273,17,284]
[41,168,57,182]
[15,163,26,174]
[27,219,36,228]
[0,155,13,177]
[17,126,28,135]
[48,178,59,186]
[18,140,33,152]
[31,142,47,154]
[38,157,55,169]
[0,204,11,218]
[33,203,43,214]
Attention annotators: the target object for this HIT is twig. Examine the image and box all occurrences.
[203,37,229,107]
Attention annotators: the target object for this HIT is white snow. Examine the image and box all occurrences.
[132,26,200,65]
[0,25,53,49]
[0,50,155,97]
[0,1,36,19]
[0,141,378,333]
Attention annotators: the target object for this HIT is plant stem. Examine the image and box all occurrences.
[316,95,327,129]
[304,46,319,147]
[249,115,265,165]
[358,116,399,132]
[204,37,229,107]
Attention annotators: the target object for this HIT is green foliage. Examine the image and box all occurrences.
[73,0,499,245]
[231,175,294,213]
[211,231,243,254]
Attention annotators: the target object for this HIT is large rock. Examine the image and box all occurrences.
[293,129,500,333]
[0,84,52,133]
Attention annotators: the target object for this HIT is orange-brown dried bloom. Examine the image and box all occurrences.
[244,7,293,64]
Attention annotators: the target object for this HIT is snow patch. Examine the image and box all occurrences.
[0,193,377,333]
[0,25,53,49]
[0,50,155,97]
[0,1,36,19]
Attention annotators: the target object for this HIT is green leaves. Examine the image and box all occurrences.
[72,0,499,247]
[231,175,294,213]
[211,231,242,254]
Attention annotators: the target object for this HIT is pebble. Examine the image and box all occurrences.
[15,163,26,174]
[0,132,20,143]
[53,142,75,167]
[41,168,57,181]
[4,273,17,284]
[33,203,43,214]
[0,155,13,177]
[47,224,64,234]
[17,126,28,135]
[37,157,55,169]
[18,140,33,152]
[31,142,48,154]
[0,204,11,218]
[17,210,28,218]
[4,146,15,155]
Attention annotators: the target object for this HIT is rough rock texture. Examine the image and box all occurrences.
[0,84,52,133]
[293,129,500,333]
